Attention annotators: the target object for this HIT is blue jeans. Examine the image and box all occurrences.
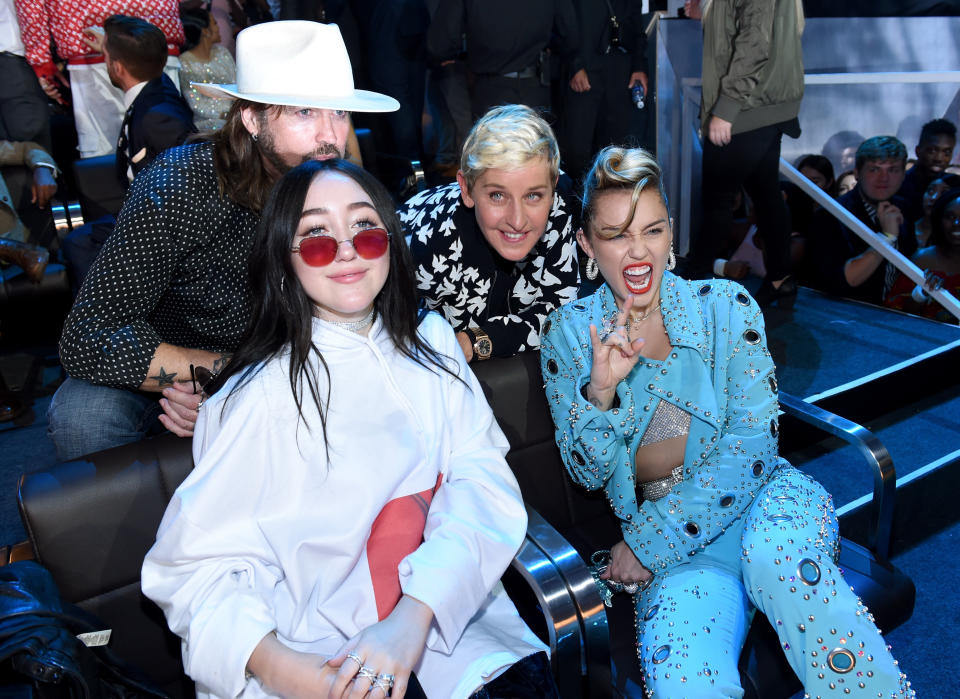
[47,378,165,462]
[635,468,912,698]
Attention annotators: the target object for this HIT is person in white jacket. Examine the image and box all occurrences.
[141,158,556,699]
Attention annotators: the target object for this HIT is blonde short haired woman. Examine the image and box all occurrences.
[398,104,578,363]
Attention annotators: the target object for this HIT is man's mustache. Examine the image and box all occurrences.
[305,143,343,161]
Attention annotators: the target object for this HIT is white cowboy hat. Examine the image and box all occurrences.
[193,21,399,113]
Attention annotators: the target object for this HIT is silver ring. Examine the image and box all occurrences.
[623,582,640,594]
[371,673,395,692]
[591,550,611,567]
[346,652,363,669]
[357,665,378,681]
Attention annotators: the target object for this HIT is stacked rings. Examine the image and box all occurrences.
[357,666,378,681]
[371,673,395,693]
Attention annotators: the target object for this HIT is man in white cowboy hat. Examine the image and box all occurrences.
[49,21,399,462]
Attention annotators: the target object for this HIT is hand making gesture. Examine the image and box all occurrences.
[586,294,646,411]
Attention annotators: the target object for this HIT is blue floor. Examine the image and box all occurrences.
[790,384,960,511]
[1,287,957,696]
[764,287,960,398]
[884,521,959,698]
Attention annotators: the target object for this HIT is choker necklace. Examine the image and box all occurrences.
[628,301,661,328]
[327,308,375,333]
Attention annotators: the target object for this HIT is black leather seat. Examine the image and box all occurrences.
[14,362,587,697]
[471,352,916,699]
[17,352,914,699]
[72,155,125,222]
[18,435,196,698]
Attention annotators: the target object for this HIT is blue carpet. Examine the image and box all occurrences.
[764,288,960,398]
[885,521,960,698]
[789,385,960,511]
[0,394,58,546]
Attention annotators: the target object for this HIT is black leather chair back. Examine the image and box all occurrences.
[18,434,195,698]
[473,353,916,699]
[18,352,915,699]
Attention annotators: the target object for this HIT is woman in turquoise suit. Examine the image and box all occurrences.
[539,146,913,698]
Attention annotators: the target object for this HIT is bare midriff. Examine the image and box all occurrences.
[635,434,687,484]
[628,333,688,484]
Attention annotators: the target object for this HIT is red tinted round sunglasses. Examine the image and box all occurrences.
[291,228,391,267]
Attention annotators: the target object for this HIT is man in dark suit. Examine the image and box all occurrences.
[427,0,579,120]
[63,15,195,287]
[102,15,195,185]
[560,0,648,182]
[811,136,916,306]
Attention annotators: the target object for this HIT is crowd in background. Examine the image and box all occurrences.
[0,5,949,695]
[2,1,960,326]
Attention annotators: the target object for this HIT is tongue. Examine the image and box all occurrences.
[625,271,649,292]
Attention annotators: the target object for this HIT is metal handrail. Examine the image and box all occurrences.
[778,392,896,561]
[519,505,612,697]
[509,535,585,696]
[779,160,960,321]
[681,70,960,88]
[672,66,960,299]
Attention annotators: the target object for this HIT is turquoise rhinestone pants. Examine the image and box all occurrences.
[635,467,913,698]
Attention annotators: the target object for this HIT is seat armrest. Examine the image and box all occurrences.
[507,505,612,698]
[779,392,895,561]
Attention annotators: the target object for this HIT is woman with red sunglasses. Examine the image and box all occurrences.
[142,159,557,699]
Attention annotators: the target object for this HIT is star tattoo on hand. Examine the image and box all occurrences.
[150,367,177,387]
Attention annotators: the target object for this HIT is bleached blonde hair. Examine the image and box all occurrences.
[459,104,560,191]
[581,146,668,236]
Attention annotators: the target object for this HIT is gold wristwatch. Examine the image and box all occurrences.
[467,326,492,361]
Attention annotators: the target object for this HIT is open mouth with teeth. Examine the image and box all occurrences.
[623,262,654,294]
[500,230,529,244]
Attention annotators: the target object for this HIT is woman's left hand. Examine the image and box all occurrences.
[326,595,434,698]
[600,540,652,587]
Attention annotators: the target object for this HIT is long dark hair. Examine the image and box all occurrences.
[795,154,836,196]
[179,7,211,53]
[207,159,462,449]
[202,100,282,212]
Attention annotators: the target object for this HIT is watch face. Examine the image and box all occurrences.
[476,338,493,357]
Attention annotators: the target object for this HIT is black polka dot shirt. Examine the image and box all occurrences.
[60,142,260,389]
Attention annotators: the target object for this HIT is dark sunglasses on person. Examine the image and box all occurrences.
[190,364,215,395]
[291,228,391,267]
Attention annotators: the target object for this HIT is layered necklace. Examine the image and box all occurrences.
[627,301,662,329]
[327,308,375,333]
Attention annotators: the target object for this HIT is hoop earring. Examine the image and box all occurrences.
[667,248,677,271]
[280,275,286,292]
[586,257,599,280]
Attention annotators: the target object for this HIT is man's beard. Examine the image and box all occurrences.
[256,130,343,177]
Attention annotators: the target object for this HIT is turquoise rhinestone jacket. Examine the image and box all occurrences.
[540,272,786,574]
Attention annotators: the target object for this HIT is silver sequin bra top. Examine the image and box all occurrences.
[639,399,691,447]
